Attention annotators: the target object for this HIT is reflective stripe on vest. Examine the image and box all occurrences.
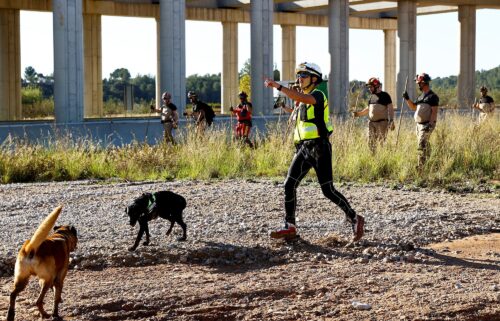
[294,89,333,143]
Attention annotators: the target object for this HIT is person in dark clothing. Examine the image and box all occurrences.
[403,73,440,168]
[185,91,215,134]
[264,62,365,242]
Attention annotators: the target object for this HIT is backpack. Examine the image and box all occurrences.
[201,102,215,126]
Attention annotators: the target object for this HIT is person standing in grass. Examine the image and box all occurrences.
[151,92,178,144]
[352,77,395,153]
[264,62,364,242]
[185,91,215,135]
[230,91,254,147]
[402,73,440,169]
[472,86,495,123]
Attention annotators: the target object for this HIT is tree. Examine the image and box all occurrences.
[24,66,38,85]
[109,68,131,82]
[239,58,251,78]
[239,74,251,99]
[273,64,280,81]
[104,68,132,102]
[186,73,221,103]
[132,74,156,103]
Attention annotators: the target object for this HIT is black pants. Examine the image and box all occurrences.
[284,138,356,226]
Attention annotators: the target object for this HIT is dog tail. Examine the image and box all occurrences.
[24,205,63,254]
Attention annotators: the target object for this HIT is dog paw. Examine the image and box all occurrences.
[177,236,187,242]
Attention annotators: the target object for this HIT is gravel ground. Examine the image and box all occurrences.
[0,179,499,320]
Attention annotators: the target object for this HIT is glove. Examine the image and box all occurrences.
[229,106,234,112]
[150,105,155,111]
[402,91,409,100]
[389,120,395,131]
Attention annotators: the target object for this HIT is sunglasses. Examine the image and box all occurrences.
[296,72,310,79]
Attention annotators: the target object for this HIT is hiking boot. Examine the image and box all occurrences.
[352,215,365,242]
[270,223,297,239]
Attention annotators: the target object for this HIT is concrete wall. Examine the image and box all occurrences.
[0,115,285,146]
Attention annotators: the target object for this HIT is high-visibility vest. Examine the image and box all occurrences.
[294,88,333,143]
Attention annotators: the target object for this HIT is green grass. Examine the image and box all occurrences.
[0,114,498,187]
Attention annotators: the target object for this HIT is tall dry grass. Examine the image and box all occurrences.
[0,114,498,186]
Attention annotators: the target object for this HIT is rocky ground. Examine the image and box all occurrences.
[0,179,499,320]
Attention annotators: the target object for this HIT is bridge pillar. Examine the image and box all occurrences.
[83,14,103,117]
[458,5,476,109]
[53,0,85,123]
[251,0,274,115]
[397,0,416,100]
[281,24,296,83]
[329,0,350,118]
[159,0,186,113]
[384,29,397,103]
[0,9,21,121]
[222,21,238,114]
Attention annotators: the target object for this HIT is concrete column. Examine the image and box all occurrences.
[156,18,160,109]
[83,14,103,117]
[159,0,186,114]
[397,0,416,100]
[328,0,349,118]
[384,29,396,102]
[0,9,21,121]
[222,21,238,114]
[458,5,476,110]
[281,24,296,82]
[53,0,84,123]
[251,0,273,115]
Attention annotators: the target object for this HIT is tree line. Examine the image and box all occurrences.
[21,64,499,106]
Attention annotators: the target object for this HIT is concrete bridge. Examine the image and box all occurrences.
[0,0,498,142]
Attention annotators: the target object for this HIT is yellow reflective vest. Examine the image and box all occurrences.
[293,88,333,143]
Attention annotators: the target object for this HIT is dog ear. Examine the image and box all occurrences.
[71,226,77,237]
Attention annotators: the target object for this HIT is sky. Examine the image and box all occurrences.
[20,9,500,86]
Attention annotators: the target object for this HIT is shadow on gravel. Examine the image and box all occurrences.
[186,240,343,273]
[421,252,500,271]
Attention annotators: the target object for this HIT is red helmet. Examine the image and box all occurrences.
[415,73,431,84]
[366,77,381,88]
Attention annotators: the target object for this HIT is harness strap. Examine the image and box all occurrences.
[147,193,156,213]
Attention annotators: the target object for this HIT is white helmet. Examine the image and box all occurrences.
[295,62,322,80]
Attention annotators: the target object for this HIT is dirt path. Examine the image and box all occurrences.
[1,234,498,321]
[0,180,498,320]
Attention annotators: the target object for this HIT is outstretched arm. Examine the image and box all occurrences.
[264,78,317,105]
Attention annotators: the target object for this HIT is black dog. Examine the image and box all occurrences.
[126,191,187,251]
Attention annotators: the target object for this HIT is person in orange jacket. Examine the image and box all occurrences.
[230,91,254,147]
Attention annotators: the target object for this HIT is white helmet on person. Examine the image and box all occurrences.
[161,92,171,101]
[295,62,323,82]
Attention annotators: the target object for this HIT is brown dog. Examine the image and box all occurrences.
[7,206,77,321]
